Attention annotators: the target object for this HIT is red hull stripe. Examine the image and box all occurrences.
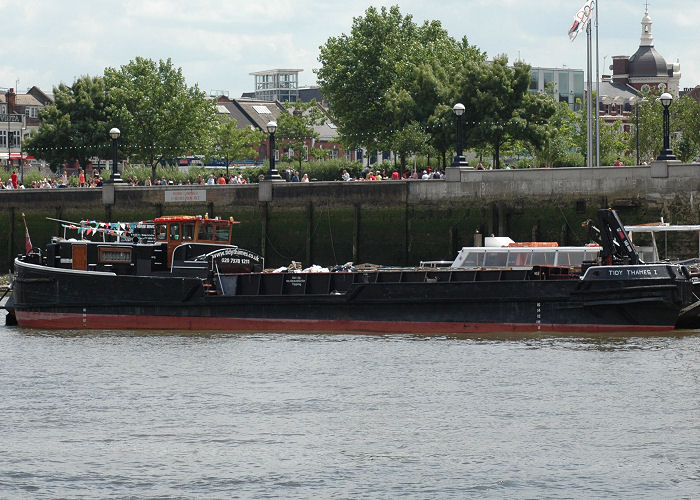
[15,311,675,334]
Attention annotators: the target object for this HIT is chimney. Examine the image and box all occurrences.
[6,88,16,113]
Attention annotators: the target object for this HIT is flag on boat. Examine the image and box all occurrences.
[22,213,33,254]
[568,0,595,41]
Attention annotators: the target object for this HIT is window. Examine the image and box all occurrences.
[484,252,507,267]
[529,70,539,91]
[0,130,6,148]
[507,251,532,267]
[156,224,168,241]
[543,71,555,92]
[304,145,309,161]
[214,224,230,242]
[25,107,38,118]
[9,131,20,147]
[0,104,6,114]
[558,72,570,100]
[252,105,272,114]
[459,251,483,267]
[198,223,215,241]
[182,222,195,240]
[345,150,352,161]
[169,223,180,241]
[98,247,132,263]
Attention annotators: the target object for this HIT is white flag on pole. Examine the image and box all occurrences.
[568,0,596,41]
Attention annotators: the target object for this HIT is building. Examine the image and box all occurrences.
[214,96,358,164]
[528,67,584,110]
[610,6,681,97]
[249,69,303,102]
[0,87,49,167]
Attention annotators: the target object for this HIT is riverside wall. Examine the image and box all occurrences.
[1,162,699,270]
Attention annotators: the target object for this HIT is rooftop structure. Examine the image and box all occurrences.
[249,69,303,102]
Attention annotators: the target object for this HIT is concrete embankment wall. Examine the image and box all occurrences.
[1,163,699,270]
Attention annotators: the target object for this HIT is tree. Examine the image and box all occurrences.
[673,94,700,162]
[24,75,111,172]
[275,100,328,172]
[104,57,216,179]
[388,121,430,172]
[317,6,415,152]
[525,100,577,167]
[452,56,555,169]
[210,119,265,172]
[634,90,664,163]
[317,6,484,172]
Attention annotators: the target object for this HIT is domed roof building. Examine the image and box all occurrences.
[610,6,681,97]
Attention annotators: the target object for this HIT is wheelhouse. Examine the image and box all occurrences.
[153,215,237,263]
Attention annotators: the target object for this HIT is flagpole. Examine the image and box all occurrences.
[586,20,593,168]
[595,0,601,167]
[22,212,33,255]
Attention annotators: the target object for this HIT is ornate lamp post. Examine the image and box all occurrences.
[264,120,282,180]
[656,92,675,161]
[108,127,123,183]
[452,103,468,167]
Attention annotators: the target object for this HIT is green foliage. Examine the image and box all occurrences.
[104,57,217,179]
[210,119,265,164]
[120,164,270,185]
[674,135,698,163]
[21,169,49,187]
[388,122,430,172]
[634,90,664,163]
[24,75,111,172]
[297,159,364,181]
[560,150,586,167]
[526,98,577,167]
[276,100,327,171]
[599,121,631,166]
[451,56,556,169]
[673,95,700,162]
[316,5,484,161]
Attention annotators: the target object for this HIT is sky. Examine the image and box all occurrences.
[3,0,698,97]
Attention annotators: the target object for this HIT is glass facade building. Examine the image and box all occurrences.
[529,67,584,110]
[250,69,302,102]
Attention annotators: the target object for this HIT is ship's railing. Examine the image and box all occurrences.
[214,266,577,297]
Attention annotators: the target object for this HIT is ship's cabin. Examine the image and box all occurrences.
[451,245,601,270]
[153,215,236,264]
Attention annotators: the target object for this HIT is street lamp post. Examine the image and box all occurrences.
[656,92,676,161]
[19,116,26,185]
[452,103,468,167]
[108,127,123,183]
[264,120,282,180]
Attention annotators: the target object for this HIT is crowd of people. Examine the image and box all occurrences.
[2,164,452,190]
[340,166,445,181]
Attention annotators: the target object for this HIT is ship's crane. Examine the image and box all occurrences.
[586,209,642,265]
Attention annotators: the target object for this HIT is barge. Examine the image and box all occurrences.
[4,210,700,333]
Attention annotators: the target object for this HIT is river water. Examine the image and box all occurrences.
[1,317,698,499]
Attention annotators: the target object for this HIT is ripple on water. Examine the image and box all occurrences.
[0,324,699,498]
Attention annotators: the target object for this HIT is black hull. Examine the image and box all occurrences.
[9,259,695,333]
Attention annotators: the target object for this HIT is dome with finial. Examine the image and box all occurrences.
[628,5,668,78]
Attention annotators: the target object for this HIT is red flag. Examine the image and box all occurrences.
[22,213,33,254]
